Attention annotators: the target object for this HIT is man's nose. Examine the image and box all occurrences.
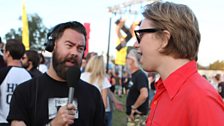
[70,47,79,56]
[133,41,139,49]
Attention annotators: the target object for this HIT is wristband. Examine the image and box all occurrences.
[131,105,137,110]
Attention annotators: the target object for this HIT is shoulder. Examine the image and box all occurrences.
[15,77,37,90]
[15,75,45,94]
[185,74,222,103]
[78,79,101,94]
[10,67,31,77]
[0,67,12,83]
[79,79,97,89]
[81,72,90,79]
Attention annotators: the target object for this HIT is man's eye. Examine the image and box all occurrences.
[66,44,73,48]
[139,33,144,39]
[78,47,85,52]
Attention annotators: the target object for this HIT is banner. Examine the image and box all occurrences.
[84,23,90,57]
[22,0,29,50]
[115,39,127,65]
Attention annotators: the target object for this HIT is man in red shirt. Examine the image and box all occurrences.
[134,1,224,126]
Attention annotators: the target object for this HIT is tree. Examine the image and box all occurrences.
[4,13,48,51]
[209,60,224,70]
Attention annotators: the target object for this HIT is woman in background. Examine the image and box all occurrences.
[81,55,111,108]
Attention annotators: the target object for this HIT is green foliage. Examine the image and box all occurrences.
[4,14,48,51]
[5,29,22,42]
[209,60,224,70]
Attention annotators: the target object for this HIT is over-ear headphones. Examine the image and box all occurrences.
[45,31,55,52]
[45,21,87,53]
[45,24,60,52]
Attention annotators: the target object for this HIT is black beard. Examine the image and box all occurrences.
[52,51,80,80]
[22,62,29,69]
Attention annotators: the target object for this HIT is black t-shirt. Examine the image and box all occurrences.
[29,68,43,78]
[0,55,6,69]
[0,67,11,84]
[7,73,105,126]
[126,69,149,115]
[218,82,224,98]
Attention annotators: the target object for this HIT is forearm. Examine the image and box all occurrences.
[102,89,108,108]
[108,89,120,103]
[132,88,148,109]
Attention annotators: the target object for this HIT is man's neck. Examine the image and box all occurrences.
[27,64,33,71]
[157,57,190,80]
[7,60,22,67]
[47,63,65,82]
[130,66,139,74]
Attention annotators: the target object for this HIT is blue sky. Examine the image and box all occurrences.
[0,0,224,66]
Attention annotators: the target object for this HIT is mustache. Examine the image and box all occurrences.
[63,54,79,65]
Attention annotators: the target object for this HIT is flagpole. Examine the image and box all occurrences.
[106,15,112,73]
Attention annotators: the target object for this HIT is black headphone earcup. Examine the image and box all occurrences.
[45,30,55,52]
[45,38,54,52]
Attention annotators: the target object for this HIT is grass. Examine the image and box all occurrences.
[112,94,127,126]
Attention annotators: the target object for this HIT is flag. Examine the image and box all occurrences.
[84,23,90,58]
[22,0,29,50]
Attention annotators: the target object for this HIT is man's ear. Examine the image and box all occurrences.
[5,50,10,58]
[159,30,171,49]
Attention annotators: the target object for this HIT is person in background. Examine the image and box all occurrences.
[84,52,124,126]
[121,70,130,95]
[126,49,149,126]
[0,39,32,125]
[81,55,111,108]
[147,72,156,107]
[214,73,224,100]
[7,21,105,126]
[134,1,224,125]
[80,55,111,126]
[38,53,48,73]
[108,68,116,93]
[21,50,42,78]
[0,36,6,69]
[85,51,97,63]
[80,57,86,73]
[114,71,122,97]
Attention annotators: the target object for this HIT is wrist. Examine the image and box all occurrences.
[131,105,137,110]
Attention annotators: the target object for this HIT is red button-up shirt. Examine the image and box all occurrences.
[146,61,224,126]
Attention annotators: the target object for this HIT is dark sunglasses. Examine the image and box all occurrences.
[134,28,164,43]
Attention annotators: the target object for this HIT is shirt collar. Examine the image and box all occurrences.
[160,60,198,100]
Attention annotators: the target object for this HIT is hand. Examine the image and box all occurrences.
[114,101,124,111]
[129,109,142,121]
[129,109,135,121]
[51,103,76,126]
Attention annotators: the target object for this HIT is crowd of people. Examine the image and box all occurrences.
[0,1,224,126]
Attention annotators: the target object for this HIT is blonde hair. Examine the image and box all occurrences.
[85,55,106,89]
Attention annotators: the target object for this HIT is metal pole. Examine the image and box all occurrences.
[106,16,112,73]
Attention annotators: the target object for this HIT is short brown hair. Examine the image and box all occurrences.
[143,1,200,60]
